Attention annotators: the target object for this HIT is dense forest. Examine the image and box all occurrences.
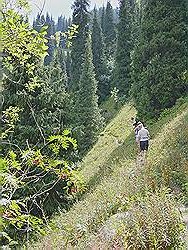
[1,0,188,248]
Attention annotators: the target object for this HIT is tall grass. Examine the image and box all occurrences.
[31,100,188,249]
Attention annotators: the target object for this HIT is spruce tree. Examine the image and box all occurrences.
[91,8,109,102]
[113,0,133,97]
[33,13,45,32]
[33,13,40,31]
[101,5,105,33]
[68,17,72,27]
[70,0,90,91]
[131,0,188,118]
[38,48,69,133]
[103,1,116,56]
[56,48,67,77]
[65,50,72,85]
[56,15,65,32]
[73,35,103,154]
[113,7,120,25]
[44,13,56,65]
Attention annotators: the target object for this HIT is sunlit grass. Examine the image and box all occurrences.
[31,99,188,249]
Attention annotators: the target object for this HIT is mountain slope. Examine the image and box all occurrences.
[32,99,188,249]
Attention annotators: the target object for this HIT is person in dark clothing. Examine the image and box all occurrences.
[131,117,139,129]
[131,118,143,152]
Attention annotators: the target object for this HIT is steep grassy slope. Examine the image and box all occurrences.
[32,99,188,249]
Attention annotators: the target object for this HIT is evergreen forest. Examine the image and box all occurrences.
[1,0,188,248]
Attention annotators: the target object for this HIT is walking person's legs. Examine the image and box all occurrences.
[140,141,149,165]
[139,141,144,164]
[144,140,149,164]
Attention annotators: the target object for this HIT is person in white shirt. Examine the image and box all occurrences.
[137,123,150,152]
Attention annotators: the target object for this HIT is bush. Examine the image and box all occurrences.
[0,106,86,247]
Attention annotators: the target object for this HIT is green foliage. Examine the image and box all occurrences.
[91,8,110,102]
[131,0,188,119]
[62,24,79,48]
[2,6,77,148]
[1,106,22,139]
[44,13,56,65]
[72,35,104,155]
[70,0,90,92]
[48,130,77,155]
[2,9,48,68]
[113,0,133,97]
[1,118,86,246]
[35,48,70,138]
[1,2,49,147]
[1,1,86,247]
[102,1,116,56]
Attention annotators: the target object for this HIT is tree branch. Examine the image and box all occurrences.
[26,100,46,145]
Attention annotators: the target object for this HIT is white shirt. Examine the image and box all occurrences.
[138,127,149,141]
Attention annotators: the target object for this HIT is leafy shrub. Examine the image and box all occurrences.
[0,107,86,247]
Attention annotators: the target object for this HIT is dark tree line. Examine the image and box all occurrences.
[131,0,188,118]
[33,13,71,64]
[114,0,187,118]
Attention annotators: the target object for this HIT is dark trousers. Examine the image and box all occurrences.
[140,140,149,151]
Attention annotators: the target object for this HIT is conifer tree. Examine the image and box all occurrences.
[56,15,65,31]
[56,16,70,31]
[44,13,56,65]
[113,0,133,97]
[65,50,72,85]
[91,8,109,102]
[101,5,105,33]
[33,13,45,32]
[56,48,67,76]
[103,1,116,56]
[33,13,40,31]
[131,0,188,118]
[38,48,69,133]
[70,0,90,91]
[73,35,103,154]
[68,17,72,27]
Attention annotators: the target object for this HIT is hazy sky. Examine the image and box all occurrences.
[29,0,119,20]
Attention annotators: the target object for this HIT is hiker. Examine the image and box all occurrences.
[131,117,139,129]
[131,117,142,146]
[137,123,150,153]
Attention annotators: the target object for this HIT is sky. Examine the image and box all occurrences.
[29,0,119,20]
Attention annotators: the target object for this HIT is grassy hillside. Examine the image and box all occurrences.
[32,99,188,249]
